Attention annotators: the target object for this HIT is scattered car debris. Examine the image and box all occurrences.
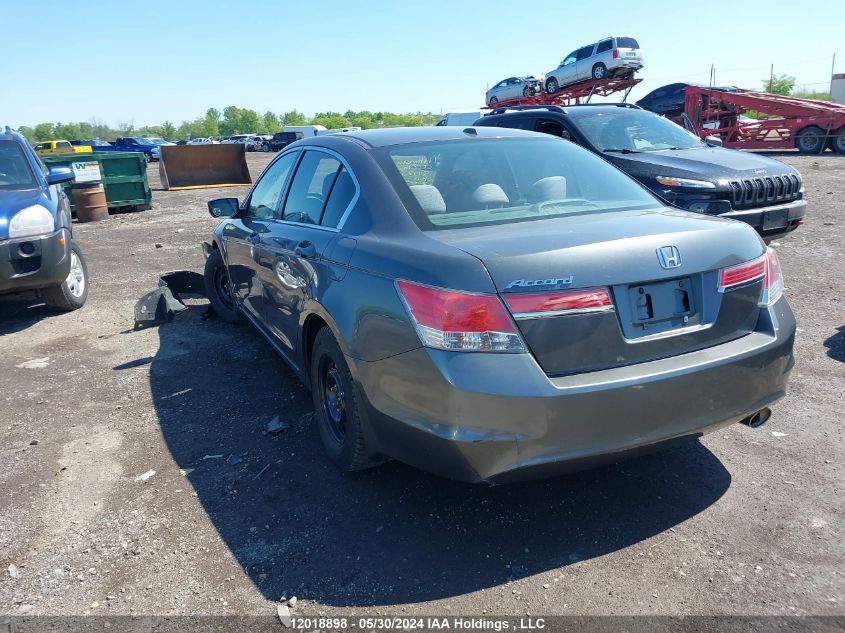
[135,470,156,482]
[276,603,292,628]
[771,431,788,437]
[226,454,243,465]
[133,271,205,328]
[287,596,297,608]
[8,564,20,579]
[202,454,223,460]
[252,464,271,481]
[266,416,290,433]
[15,357,51,369]
[179,468,194,477]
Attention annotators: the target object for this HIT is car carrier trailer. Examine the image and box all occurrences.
[681,87,845,154]
[480,76,642,109]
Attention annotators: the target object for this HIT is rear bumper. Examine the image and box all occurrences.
[0,229,71,295]
[352,298,795,483]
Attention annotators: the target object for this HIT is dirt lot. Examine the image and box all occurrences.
[0,152,843,622]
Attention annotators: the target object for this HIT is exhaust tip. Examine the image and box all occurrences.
[741,407,772,428]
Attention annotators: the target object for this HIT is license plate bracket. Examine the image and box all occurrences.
[628,277,695,328]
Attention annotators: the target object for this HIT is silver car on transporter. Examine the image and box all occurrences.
[202,126,795,483]
[545,36,643,93]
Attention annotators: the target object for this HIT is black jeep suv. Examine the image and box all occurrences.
[474,104,805,241]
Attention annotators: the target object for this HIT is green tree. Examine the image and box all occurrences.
[282,110,308,126]
[161,121,176,140]
[312,112,352,129]
[33,123,56,141]
[764,73,796,95]
[261,111,281,133]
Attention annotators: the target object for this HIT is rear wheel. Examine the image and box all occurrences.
[42,241,88,311]
[310,327,378,471]
[203,248,239,322]
[545,77,559,94]
[592,62,608,80]
[795,126,826,154]
[828,127,845,154]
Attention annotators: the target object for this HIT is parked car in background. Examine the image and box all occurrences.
[222,134,254,145]
[202,126,794,483]
[1,127,89,310]
[545,36,643,94]
[282,125,327,137]
[70,139,110,148]
[475,104,805,241]
[34,140,92,155]
[637,82,739,118]
[268,131,304,151]
[252,134,273,152]
[486,76,543,105]
[146,137,175,147]
[435,109,490,126]
[187,137,217,145]
[91,137,160,162]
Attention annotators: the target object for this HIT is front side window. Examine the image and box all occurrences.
[245,151,298,219]
[567,109,705,152]
[0,141,38,190]
[281,151,342,225]
[57,141,71,149]
[562,52,577,66]
[376,137,658,231]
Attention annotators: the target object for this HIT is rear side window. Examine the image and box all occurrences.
[57,141,71,149]
[616,37,639,49]
[320,166,356,228]
[576,46,594,60]
[281,151,342,225]
[596,40,613,53]
[245,151,297,219]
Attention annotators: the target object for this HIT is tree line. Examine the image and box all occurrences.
[17,107,443,142]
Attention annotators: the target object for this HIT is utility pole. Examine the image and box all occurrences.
[768,64,774,93]
[831,52,837,97]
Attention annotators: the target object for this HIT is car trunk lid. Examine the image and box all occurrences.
[432,208,766,375]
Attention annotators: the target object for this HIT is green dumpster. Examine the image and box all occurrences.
[41,152,152,212]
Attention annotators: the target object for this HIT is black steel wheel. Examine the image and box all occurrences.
[310,326,379,471]
[203,248,239,322]
[828,127,845,154]
[795,126,826,154]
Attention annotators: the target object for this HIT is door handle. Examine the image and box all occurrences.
[294,241,316,258]
[247,232,261,244]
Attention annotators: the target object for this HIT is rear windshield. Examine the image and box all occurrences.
[0,140,37,190]
[616,37,639,49]
[375,137,658,231]
[567,108,704,152]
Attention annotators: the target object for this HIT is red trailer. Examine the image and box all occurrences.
[682,87,845,154]
[485,76,642,109]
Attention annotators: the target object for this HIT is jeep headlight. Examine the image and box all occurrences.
[655,176,716,189]
[9,204,54,239]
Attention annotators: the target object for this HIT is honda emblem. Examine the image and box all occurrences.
[657,245,682,269]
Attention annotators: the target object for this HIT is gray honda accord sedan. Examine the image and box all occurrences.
[203,126,795,483]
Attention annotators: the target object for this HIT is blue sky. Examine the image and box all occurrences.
[2,0,842,127]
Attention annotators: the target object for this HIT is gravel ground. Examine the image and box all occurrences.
[0,152,842,622]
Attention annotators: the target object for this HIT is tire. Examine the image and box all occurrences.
[310,326,378,471]
[828,127,845,154]
[144,153,152,164]
[523,85,535,97]
[42,241,88,311]
[203,248,239,323]
[592,62,608,80]
[545,77,559,94]
[488,96,498,105]
[795,126,826,154]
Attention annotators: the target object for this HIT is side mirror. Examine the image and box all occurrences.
[208,198,239,218]
[46,166,75,185]
[704,136,723,147]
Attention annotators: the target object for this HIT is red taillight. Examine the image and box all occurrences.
[718,248,784,305]
[396,280,525,352]
[718,256,766,290]
[612,49,619,59]
[504,288,613,318]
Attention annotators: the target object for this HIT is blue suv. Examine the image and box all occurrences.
[0,127,89,310]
